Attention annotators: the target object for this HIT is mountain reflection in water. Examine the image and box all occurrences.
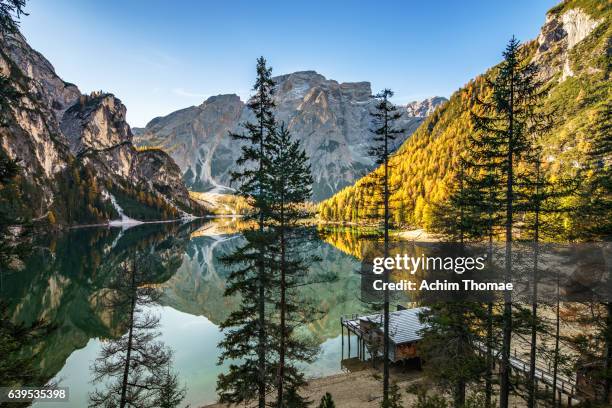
[0,219,366,407]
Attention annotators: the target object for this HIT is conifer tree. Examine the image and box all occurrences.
[470,37,547,408]
[519,113,561,408]
[318,392,336,408]
[151,364,187,408]
[365,89,403,404]
[381,382,403,408]
[425,156,488,407]
[265,123,318,407]
[418,282,486,407]
[0,302,50,391]
[586,103,612,404]
[0,0,26,35]
[564,102,612,405]
[217,56,278,408]
[579,102,612,239]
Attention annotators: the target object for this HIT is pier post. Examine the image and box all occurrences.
[341,325,344,359]
[348,329,351,357]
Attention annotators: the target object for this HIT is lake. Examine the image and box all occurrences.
[0,219,374,407]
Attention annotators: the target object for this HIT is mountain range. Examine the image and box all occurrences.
[133,72,446,201]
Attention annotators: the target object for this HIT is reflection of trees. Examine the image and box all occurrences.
[89,260,185,408]
[0,303,53,408]
[0,221,202,389]
[318,226,369,260]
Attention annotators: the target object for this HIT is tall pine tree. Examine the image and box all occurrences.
[217,56,278,407]
[366,89,403,405]
[266,123,318,407]
[471,37,547,408]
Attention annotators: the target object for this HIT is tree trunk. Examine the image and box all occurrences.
[528,163,541,408]
[485,190,494,408]
[257,100,267,408]
[120,264,137,408]
[277,201,286,407]
[500,68,515,408]
[486,301,493,408]
[552,274,560,408]
[456,162,466,408]
[603,301,612,403]
[382,102,390,404]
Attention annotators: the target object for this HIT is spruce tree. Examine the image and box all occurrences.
[0,0,28,268]
[318,392,336,408]
[564,101,612,405]
[425,156,488,407]
[365,89,403,404]
[265,123,318,407]
[151,364,187,408]
[519,114,563,408]
[470,37,547,408]
[381,382,403,408]
[0,0,26,35]
[0,302,50,391]
[586,103,612,404]
[217,56,278,407]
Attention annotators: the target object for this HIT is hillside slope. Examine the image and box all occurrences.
[319,0,610,231]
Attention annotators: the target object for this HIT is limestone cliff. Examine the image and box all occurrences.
[0,31,202,224]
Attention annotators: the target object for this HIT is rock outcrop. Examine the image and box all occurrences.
[535,6,603,80]
[405,97,448,117]
[0,31,202,223]
[135,71,447,201]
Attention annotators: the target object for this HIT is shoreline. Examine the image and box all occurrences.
[67,216,205,230]
[199,368,424,408]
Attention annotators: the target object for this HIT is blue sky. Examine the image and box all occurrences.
[20,0,558,127]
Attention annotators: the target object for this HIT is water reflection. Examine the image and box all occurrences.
[89,259,184,408]
[0,220,365,407]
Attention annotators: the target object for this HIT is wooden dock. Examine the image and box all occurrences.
[341,308,580,405]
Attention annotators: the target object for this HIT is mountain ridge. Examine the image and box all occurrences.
[134,71,447,201]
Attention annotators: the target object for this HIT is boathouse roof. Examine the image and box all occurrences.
[359,307,428,345]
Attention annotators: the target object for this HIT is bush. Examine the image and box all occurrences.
[318,392,335,408]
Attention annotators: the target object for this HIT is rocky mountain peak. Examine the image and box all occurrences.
[273,70,372,103]
[405,97,447,117]
[0,30,203,222]
[0,31,80,120]
[136,68,447,201]
[200,93,242,107]
[535,6,603,80]
[61,92,133,155]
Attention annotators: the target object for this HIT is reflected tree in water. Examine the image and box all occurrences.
[89,260,186,408]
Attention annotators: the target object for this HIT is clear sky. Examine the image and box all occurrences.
[20,0,558,127]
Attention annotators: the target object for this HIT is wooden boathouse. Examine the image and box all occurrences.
[340,306,426,362]
[341,306,581,406]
